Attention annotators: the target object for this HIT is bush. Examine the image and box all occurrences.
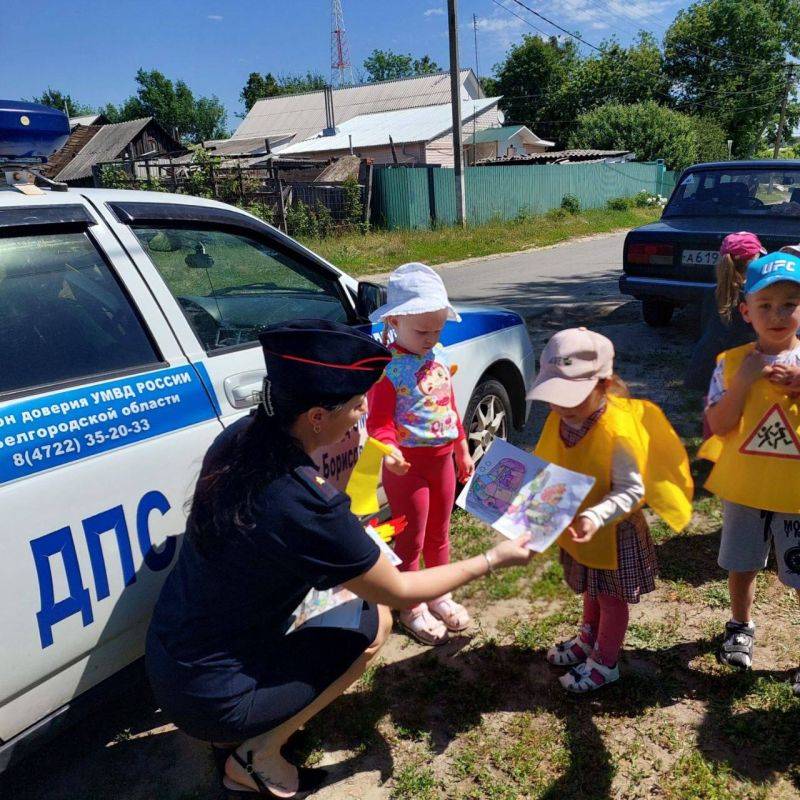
[606,196,633,211]
[560,194,581,214]
[570,100,698,172]
[545,207,569,221]
[633,190,666,208]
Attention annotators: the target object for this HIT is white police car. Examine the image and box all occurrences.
[0,101,536,770]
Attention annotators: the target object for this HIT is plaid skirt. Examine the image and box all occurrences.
[560,510,657,604]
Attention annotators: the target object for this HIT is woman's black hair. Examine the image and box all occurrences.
[187,391,348,556]
[187,405,301,555]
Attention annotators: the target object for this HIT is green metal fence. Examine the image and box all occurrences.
[372,161,668,230]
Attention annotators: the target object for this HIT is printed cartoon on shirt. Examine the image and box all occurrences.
[457,438,595,553]
[412,360,455,435]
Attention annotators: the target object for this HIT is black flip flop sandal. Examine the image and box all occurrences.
[223,749,328,798]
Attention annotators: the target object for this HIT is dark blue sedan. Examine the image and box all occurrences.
[620,160,800,326]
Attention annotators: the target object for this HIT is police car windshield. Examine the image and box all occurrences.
[664,168,800,218]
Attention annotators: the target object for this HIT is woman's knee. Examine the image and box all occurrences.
[365,604,393,655]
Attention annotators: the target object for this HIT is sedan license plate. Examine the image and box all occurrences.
[683,249,719,266]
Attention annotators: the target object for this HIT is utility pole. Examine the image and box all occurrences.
[473,14,480,79]
[773,63,795,159]
[448,0,466,227]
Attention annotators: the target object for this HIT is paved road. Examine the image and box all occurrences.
[438,231,627,318]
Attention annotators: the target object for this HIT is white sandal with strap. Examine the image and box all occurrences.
[427,594,471,632]
[398,604,449,646]
[559,657,619,693]
[547,625,594,666]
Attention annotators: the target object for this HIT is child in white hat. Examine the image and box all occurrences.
[530,328,693,691]
[367,263,474,645]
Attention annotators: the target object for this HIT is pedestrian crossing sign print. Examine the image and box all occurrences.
[740,404,800,459]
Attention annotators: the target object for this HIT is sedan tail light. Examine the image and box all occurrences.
[628,242,674,266]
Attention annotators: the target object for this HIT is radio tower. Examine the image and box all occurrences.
[330,0,355,87]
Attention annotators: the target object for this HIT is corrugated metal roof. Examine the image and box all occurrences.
[69,114,105,129]
[467,125,525,144]
[55,118,153,181]
[279,98,499,155]
[233,69,481,144]
[477,149,633,165]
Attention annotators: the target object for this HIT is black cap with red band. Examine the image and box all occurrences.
[258,319,391,418]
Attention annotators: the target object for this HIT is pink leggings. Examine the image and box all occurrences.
[581,592,630,666]
[383,447,456,572]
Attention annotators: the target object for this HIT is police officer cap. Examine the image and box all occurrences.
[258,319,391,417]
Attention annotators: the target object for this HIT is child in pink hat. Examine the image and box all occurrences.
[686,232,766,392]
[530,328,693,692]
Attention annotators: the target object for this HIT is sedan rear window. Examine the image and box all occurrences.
[664,168,800,218]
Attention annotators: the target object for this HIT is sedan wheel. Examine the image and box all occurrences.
[465,379,512,461]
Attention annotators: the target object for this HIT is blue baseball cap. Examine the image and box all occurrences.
[744,252,800,296]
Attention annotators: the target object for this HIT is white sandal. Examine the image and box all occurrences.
[559,657,619,693]
[547,625,594,666]
[398,604,449,646]
[427,594,471,632]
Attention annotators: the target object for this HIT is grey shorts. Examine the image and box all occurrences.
[719,501,800,588]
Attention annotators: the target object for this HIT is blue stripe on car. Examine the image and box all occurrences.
[361,309,521,347]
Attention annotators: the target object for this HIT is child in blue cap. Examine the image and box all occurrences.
[699,252,800,692]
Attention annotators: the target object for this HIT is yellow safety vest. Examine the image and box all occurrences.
[698,343,800,513]
[535,396,693,570]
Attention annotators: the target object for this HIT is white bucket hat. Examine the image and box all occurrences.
[369,262,461,323]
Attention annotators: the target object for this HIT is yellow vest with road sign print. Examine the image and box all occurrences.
[698,343,800,513]
[535,396,693,570]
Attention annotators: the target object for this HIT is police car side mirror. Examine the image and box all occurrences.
[185,243,214,269]
[355,281,386,322]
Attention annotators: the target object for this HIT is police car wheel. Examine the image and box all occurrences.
[465,379,512,462]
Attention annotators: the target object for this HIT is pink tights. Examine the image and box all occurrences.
[580,592,630,666]
[382,448,456,572]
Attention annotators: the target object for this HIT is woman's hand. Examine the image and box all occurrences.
[487,534,535,568]
[567,515,599,544]
[455,440,475,483]
[384,445,410,476]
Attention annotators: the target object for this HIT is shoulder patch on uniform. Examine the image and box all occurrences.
[293,464,343,501]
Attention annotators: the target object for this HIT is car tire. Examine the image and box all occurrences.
[642,299,674,327]
[464,378,512,462]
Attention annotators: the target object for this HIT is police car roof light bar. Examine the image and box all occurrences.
[0,100,71,192]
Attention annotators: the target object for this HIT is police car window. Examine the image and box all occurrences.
[133,227,347,352]
[0,232,159,396]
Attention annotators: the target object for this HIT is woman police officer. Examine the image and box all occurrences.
[145,319,533,799]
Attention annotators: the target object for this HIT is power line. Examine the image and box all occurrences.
[504,0,604,52]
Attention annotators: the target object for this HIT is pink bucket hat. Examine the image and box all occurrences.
[719,232,766,261]
[527,327,615,407]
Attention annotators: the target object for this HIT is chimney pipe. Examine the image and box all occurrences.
[323,85,338,136]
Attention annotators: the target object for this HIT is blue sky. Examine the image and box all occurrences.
[5,0,687,131]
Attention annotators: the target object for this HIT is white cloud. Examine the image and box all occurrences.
[424,7,444,16]
[207,14,223,21]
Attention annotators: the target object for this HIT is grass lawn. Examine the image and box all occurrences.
[300,207,662,277]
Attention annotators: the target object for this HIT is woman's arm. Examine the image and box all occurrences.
[343,535,532,608]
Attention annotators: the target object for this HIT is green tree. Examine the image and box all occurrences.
[563,33,669,113]
[239,71,328,112]
[105,69,227,143]
[362,49,441,82]
[689,115,730,162]
[490,34,580,146]
[570,101,698,171]
[664,0,800,156]
[32,88,95,117]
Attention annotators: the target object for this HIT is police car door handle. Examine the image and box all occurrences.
[223,370,266,408]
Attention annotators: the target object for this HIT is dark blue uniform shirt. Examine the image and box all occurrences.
[148,417,380,701]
